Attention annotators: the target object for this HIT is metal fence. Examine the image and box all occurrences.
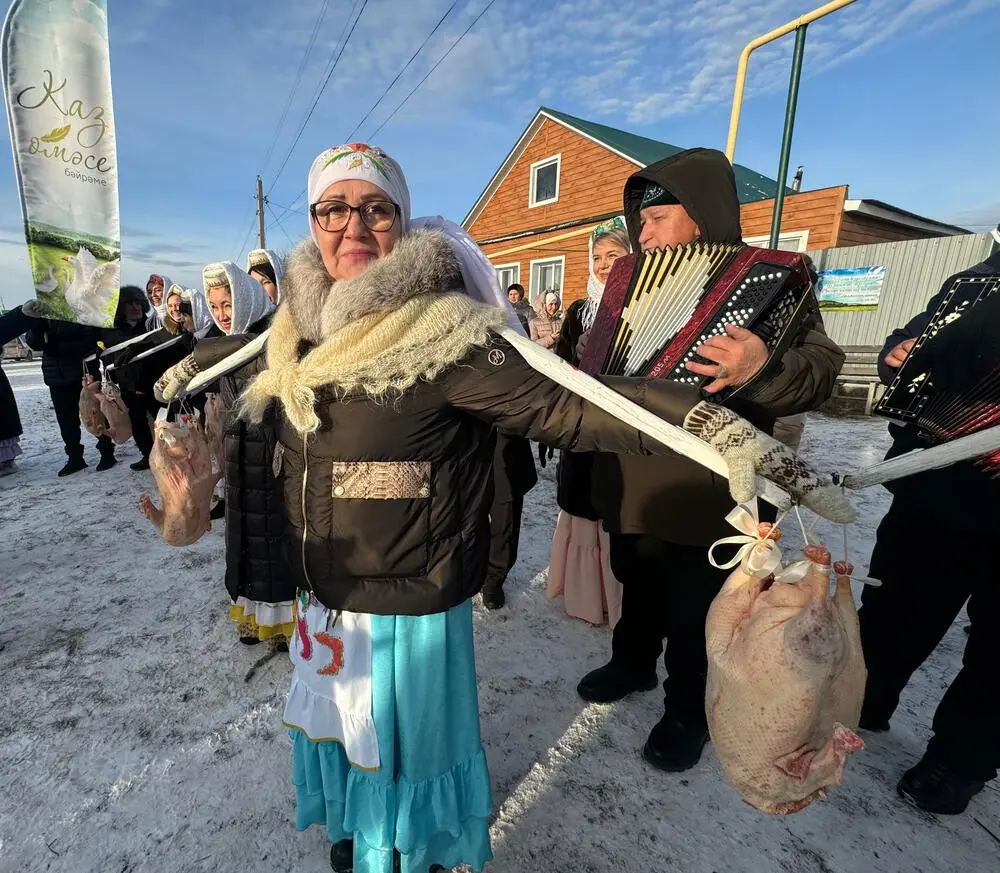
[806,233,998,347]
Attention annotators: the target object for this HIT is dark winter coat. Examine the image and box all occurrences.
[492,432,537,504]
[193,314,289,606]
[554,299,601,519]
[0,306,40,441]
[590,149,845,546]
[261,230,704,617]
[876,251,1000,532]
[111,328,196,395]
[24,319,104,387]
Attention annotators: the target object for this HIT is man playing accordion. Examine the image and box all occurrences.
[576,148,846,772]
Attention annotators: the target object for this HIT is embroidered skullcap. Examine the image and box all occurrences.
[307,143,410,242]
[640,182,679,209]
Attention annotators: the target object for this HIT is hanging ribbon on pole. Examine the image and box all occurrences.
[2,0,121,326]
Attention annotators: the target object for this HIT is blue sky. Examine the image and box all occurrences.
[0,0,997,298]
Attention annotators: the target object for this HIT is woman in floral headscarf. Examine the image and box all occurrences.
[548,217,631,626]
[154,143,849,873]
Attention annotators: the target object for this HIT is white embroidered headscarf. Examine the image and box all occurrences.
[176,285,215,338]
[582,216,630,331]
[202,261,275,335]
[145,272,173,330]
[305,142,522,337]
[247,248,286,303]
[307,143,410,242]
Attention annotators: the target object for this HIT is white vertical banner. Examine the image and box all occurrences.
[2,0,121,326]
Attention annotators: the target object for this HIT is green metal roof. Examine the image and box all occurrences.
[540,106,784,204]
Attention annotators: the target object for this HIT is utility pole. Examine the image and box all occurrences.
[256,175,266,250]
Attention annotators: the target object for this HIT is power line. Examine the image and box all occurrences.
[266,201,298,247]
[344,0,463,143]
[266,0,370,198]
[268,202,306,215]
[368,0,498,140]
[231,0,333,261]
[258,0,333,175]
[271,0,499,223]
[234,217,258,264]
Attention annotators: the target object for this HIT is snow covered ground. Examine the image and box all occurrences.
[1,359,997,873]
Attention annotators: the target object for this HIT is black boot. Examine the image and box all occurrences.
[130,456,150,471]
[58,455,88,477]
[96,452,117,472]
[330,838,353,872]
[481,580,505,611]
[210,498,226,520]
[897,756,986,815]
[577,661,657,704]
[642,711,709,772]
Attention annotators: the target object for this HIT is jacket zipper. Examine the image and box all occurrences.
[300,431,313,592]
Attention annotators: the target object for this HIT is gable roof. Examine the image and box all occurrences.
[462,106,785,229]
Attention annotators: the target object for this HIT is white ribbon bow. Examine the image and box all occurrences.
[708,499,784,579]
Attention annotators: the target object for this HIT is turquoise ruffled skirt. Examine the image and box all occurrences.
[290,599,494,873]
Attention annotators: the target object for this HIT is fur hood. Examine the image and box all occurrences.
[239,229,508,433]
[284,229,464,344]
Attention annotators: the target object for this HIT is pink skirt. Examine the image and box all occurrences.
[547,511,622,628]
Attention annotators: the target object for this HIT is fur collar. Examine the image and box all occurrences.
[284,229,464,344]
[238,230,508,433]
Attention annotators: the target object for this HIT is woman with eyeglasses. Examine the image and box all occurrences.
[154,142,849,873]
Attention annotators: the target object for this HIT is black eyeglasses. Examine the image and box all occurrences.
[310,199,398,233]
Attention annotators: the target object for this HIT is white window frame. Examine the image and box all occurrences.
[494,262,521,291]
[528,153,561,208]
[742,229,811,252]
[529,255,565,302]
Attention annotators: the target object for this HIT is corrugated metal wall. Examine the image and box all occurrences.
[806,233,997,347]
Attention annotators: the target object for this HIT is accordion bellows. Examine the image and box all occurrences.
[579,242,814,400]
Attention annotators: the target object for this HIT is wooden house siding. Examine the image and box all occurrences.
[468,118,636,242]
[468,115,960,309]
[480,224,593,307]
[836,212,949,247]
[739,186,847,250]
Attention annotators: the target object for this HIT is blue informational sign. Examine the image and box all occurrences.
[816,266,886,311]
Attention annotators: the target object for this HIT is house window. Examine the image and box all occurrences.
[743,230,811,253]
[495,263,520,292]
[529,256,564,303]
[529,154,560,208]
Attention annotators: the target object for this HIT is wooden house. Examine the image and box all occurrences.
[464,108,967,306]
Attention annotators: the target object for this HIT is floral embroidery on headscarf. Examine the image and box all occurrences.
[324,143,391,179]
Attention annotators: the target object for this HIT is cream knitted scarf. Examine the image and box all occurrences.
[239,231,507,434]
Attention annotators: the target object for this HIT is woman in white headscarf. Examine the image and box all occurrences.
[547,217,631,627]
[247,249,286,305]
[528,290,564,348]
[201,263,289,646]
[158,142,848,873]
[176,286,216,339]
[144,273,172,330]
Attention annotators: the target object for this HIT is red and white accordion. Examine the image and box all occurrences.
[875,269,1000,475]
[578,242,815,400]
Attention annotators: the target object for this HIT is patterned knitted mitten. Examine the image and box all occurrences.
[683,401,855,523]
[154,354,201,403]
